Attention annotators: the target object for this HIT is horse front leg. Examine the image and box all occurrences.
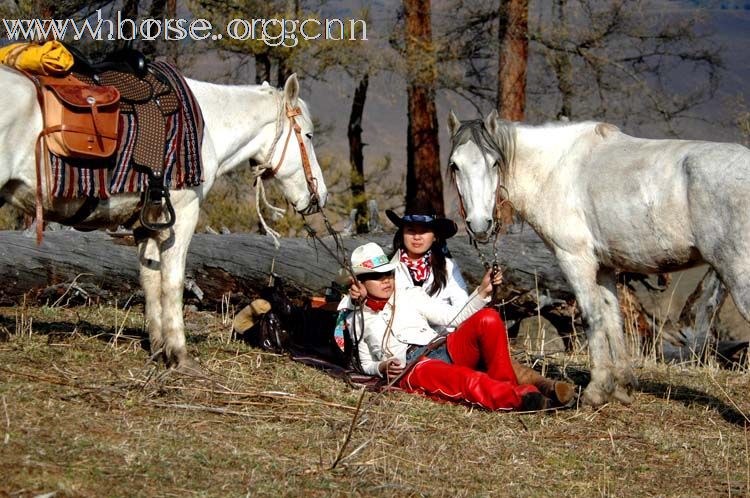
[556,254,627,406]
[138,236,164,359]
[157,196,200,368]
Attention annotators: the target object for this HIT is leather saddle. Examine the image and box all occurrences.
[64,44,180,170]
[67,46,149,78]
[38,45,183,230]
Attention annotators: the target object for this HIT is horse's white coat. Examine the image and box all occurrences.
[448,110,750,405]
[0,66,327,367]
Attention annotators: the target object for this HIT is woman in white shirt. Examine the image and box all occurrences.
[341,207,576,406]
[345,242,549,411]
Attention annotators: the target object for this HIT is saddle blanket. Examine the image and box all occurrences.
[47,61,204,199]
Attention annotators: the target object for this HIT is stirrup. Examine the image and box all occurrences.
[139,169,175,231]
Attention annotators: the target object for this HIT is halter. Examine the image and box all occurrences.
[450,129,517,306]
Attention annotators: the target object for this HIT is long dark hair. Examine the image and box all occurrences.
[392,228,451,297]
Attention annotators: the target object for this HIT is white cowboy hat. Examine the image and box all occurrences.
[350,242,398,276]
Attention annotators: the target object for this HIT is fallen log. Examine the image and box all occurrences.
[0,227,574,310]
[0,227,743,363]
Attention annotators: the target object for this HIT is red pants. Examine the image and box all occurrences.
[398,308,539,410]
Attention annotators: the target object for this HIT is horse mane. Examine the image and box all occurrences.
[451,119,516,181]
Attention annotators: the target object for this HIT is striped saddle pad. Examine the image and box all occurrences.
[46,61,204,199]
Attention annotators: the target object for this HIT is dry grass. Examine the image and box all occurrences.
[1,304,750,497]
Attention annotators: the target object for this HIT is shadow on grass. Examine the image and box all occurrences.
[0,311,214,351]
[638,379,749,427]
[0,313,150,350]
[547,363,749,427]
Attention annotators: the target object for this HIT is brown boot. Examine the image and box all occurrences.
[511,359,577,406]
[519,391,552,412]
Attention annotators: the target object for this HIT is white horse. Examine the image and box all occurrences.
[447,110,750,406]
[0,66,328,369]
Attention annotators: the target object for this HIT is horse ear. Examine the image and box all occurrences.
[284,73,300,107]
[484,109,499,135]
[447,110,460,136]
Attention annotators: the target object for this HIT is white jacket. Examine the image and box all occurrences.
[393,251,469,308]
[350,287,487,377]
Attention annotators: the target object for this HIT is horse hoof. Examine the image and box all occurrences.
[174,356,203,375]
[582,385,608,407]
[615,364,639,391]
[612,384,634,405]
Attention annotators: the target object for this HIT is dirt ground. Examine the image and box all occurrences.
[1,304,750,497]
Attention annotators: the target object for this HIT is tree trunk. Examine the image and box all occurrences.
[5,230,737,360]
[495,0,528,228]
[497,0,528,121]
[551,0,573,120]
[255,53,271,85]
[34,0,55,41]
[141,0,166,57]
[166,0,178,64]
[404,0,444,215]
[120,0,139,48]
[348,73,369,234]
[277,57,293,87]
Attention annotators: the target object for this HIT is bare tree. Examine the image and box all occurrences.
[193,0,296,87]
[532,0,722,135]
[404,0,443,215]
[434,0,721,138]
[348,73,370,233]
[497,0,528,120]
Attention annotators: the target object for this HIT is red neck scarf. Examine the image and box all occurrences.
[365,295,389,312]
[400,249,432,285]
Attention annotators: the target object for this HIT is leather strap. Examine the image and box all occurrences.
[41,124,118,140]
[21,70,47,244]
[264,105,319,201]
[290,106,318,198]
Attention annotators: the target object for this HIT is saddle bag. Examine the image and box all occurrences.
[38,74,120,159]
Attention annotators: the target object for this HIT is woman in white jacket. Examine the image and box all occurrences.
[340,207,576,406]
[345,242,547,411]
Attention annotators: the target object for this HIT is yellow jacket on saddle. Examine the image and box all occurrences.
[0,41,73,75]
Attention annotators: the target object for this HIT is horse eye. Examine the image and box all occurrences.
[305,133,313,140]
[449,162,458,172]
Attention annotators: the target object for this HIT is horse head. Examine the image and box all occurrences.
[256,74,328,215]
[447,109,512,242]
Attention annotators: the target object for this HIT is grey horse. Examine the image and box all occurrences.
[447,109,750,406]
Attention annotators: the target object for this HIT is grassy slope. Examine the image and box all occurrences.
[1,305,749,497]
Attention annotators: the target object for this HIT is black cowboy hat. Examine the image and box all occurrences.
[385,206,458,239]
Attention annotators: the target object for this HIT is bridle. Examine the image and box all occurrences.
[256,100,319,202]
[251,95,322,247]
[451,155,512,272]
